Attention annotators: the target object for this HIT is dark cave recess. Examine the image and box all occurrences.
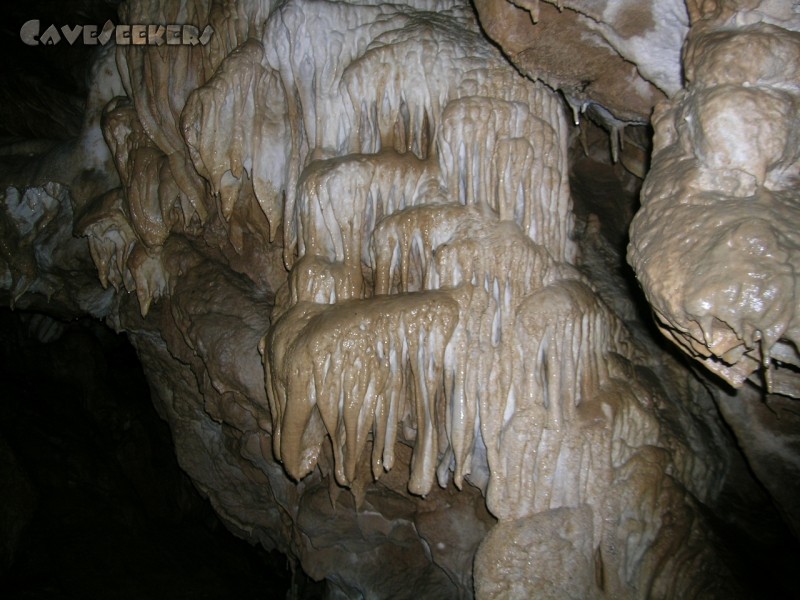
[0,308,308,599]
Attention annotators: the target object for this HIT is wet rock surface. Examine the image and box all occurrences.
[627,1,800,535]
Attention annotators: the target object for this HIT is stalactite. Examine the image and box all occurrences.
[78,191,138,295]
[181,39,289,242]
[371,202,483,296]
[101,98,177,247]
[437,96,576,263]
[266,291,459,497]
[293,151,440,274]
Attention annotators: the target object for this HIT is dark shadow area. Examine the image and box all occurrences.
[0,308,293,599]
[0,2,123,141]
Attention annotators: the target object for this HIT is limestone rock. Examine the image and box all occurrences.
[472,0,678,122]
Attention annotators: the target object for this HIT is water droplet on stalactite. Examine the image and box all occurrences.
[570,100,582,127]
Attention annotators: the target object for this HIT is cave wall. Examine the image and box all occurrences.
[1,0,798,597]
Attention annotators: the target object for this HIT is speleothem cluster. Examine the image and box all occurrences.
[1,0,797,597]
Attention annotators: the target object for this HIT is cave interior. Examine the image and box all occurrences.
[1,0,799,599]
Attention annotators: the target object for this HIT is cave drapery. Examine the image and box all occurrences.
[1,0,799,597]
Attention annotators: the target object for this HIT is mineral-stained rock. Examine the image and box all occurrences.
[472,0,675,123]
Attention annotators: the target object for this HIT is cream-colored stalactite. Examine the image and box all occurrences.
[101,98,177,249]
[342,12,500,159]
[372,210,569,493]
[371,202,484,296]
[77,189,168,317]
[437,96,576,263]
[278,149,707,525]
[263,301,326,466]
[115,3,215,225]
[109,0,285,241]
[431,214,564,303]
[266,291,459,496]
[127,245,169,317]
[438,284,496,490]
[84,98,184,316]
[294,151,441,274]
[83,4,292,315]
[484,279,637,520]
[377,209,561,492]
[262,0,413,265]
[117,0,218,155]
[288,255,365,306]
[181,39,289,242]
[260,0,575,269]
[262,0,491,161]
[79,190,137,294]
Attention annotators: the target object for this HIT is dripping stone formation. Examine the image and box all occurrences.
[1,0,799,597]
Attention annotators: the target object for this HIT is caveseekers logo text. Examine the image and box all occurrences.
[20,19,214,46]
